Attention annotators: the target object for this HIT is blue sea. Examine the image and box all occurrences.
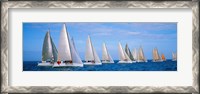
[23,60,177,71]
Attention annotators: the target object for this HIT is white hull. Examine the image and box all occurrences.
[52,63,83,67]
[137,60,148,62]
[84,62,102,65]
[102,61,114,63]
[132,61,137,63]
[38,62,53,66]
[118,61,132,63]
[152,60,163,62]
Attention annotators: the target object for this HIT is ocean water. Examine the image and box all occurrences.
[23,60,177,71]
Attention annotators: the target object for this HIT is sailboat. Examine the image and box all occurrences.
[125,44,136,63]
[161,54,166,61]
[84,35,102,65]
[118,42,132,63]
[38,30,58,66]
[152,48,163,62]
[53,24,83,67]
[132,48,137,62]
[137,46,147,62]
[102,43,114,63]
[172,52,177,61]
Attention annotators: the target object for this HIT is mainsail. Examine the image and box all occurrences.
[85,35,95,61]
[102,43,114,63]
[102,43,109,61]
[132,48,137,61]
[85,35,101,63]
[137,46,146,62]
[57,24,82,64]
[58,24,72,61]
[118,42,131,61]
[153,48,161,61]
[125,44,134,61]
[42,31,57,62]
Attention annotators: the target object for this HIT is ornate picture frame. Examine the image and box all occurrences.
[1,1,199,93]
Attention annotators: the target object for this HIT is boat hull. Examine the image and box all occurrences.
[52,63,83,67]
[118,61,132,63]
[132,61,137,63]
[102,61,114,63]
[137,60,148,62]
[84,62,102,65]
[38,62,53,66]
[152,60,163,62]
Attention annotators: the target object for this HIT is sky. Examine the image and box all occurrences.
[23,22,177,61]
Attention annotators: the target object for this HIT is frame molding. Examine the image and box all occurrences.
[1,1,199,93]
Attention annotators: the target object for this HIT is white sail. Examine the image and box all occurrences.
[102,43,114,63]
[85,35,95,61]
[172,52,177,61]
[58,24,72,61]
[39,30,58,66]
[125,44,134,60]
[153,48,162,62]
[118,42,126,61]
[69,37,83,64]
[108,54,114,63]
[93,46,101,63]
[137,46,147,62]
[50,35,58,62]
[102,43,109,61]
[42,31,53,62]
[123,49,131,61]
[132,48,137,61]
[71,37,77,52]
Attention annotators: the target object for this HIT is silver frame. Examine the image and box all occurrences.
[1,1,199,94]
